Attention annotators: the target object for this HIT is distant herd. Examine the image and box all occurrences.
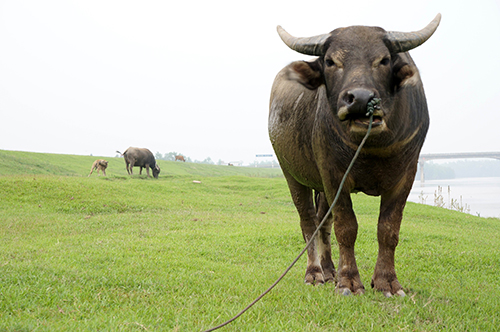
[88,146,185,179]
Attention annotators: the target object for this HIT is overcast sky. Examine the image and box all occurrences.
[1,0,499,165]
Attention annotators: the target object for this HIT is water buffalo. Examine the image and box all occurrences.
[88,159,108,177]
[269,14,441,297]
[117,147,160,179]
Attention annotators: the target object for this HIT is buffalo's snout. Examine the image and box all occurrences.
[341,88,376,115]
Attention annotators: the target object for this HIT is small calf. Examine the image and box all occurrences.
[88,159,108,176]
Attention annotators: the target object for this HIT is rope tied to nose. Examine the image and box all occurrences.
[202,100,379,332]
[366,97,381,117]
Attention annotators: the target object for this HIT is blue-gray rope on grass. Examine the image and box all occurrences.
[202,108,376,332]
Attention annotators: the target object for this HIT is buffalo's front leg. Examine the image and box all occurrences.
[330,191,365,295]
[371,177,414,297]
[283,172,326,284]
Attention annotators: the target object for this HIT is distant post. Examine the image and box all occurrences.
[419,158,425,186]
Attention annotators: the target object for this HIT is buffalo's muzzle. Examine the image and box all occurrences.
[338,88,384,128]
[341,88,375,115]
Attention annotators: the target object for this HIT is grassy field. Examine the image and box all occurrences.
[0,150,499,331]
[0,150,283,178]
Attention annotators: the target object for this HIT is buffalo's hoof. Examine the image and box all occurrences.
[304,278,324,286]
[335,287,365,296]
[353,288,366,295]
[371,276,405,297]
[304,268,325,285]
[335,287,352,296]
[382,289,406,298]
[323,272,335,284]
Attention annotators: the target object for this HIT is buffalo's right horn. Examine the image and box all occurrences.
[385,13,441,53]
[277,26,330,56]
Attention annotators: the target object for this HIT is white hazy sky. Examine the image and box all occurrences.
[1,0,499,165]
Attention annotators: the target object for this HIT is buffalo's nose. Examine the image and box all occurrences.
[342,88,375,114]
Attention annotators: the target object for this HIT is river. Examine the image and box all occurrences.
[407,177,500,219]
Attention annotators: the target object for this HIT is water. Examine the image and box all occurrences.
[407,177,500,219]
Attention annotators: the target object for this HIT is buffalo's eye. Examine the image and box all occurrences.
[325,59,336,67]
[380,57,391,66]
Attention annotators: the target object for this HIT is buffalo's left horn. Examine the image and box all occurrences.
[277,25,330,56]
[385,13,441,53]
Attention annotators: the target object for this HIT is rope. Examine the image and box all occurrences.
[202,103,378,332]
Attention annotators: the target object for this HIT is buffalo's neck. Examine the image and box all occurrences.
[312,118,424,196]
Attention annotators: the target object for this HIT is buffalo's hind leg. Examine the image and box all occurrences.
[283,171,325,285]
[314,191,336,283]
[125,159,133,176]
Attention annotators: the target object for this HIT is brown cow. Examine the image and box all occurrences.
[175,155,186,162]
[269,15,441,296]
[88,159,108,177]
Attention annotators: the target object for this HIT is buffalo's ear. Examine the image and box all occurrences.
[393,62,420,88]
[287,60,324,90]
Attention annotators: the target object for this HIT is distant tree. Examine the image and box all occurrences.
[155,152,192,162]
[202,157,214,165]
[249,159,280,168]
[417,160,500,180]
[163,152,178,161]
[448,160,500,178]
[194,157,214,165]
[417,162,455,180]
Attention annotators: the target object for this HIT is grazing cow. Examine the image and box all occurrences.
[175,155,186,162]
[88,159,108,177]
[269,15,441,297]
[116,147,160,179]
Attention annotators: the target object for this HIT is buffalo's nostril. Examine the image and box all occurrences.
[344,93,355,106]
[342,89,375,113]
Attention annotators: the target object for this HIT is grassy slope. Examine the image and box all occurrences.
[0,150,499,331]
[0,149,283,178]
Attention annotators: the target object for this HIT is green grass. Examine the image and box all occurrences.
[0,149,283,178]
[0,150,499,331]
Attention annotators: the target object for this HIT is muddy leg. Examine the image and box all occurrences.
[330,191,365,295]
[283,171,324,285]
[371,177,413,297]
[315,192,336,283]
[128,160,134,176]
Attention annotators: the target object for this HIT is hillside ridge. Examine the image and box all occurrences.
[0,149,282,178]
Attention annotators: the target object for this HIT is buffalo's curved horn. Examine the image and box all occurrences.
[277,25,330,56]
[386,13,441,53]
